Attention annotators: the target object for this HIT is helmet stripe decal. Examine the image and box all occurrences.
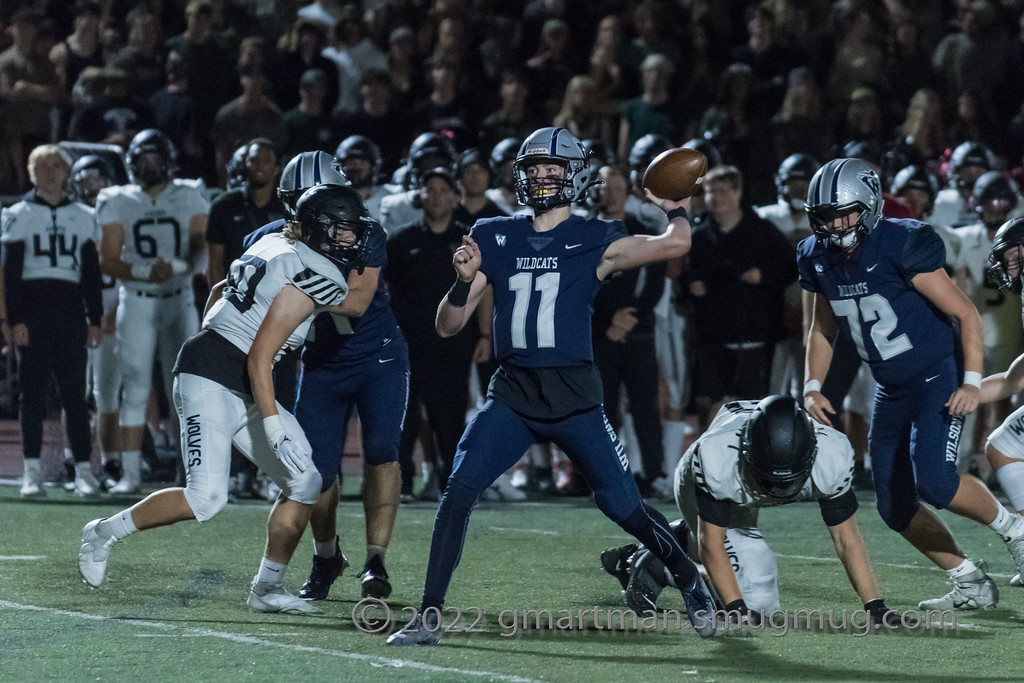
[313,156,322,184]
[296,158,303,189]
[829,159,849,205]
[550,128,564,155]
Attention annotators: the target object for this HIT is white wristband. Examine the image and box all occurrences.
[963,371,982,389]
[130,261,152,281]
[263,414,285,443]
[803,379,822,396]
[170,258,189,275]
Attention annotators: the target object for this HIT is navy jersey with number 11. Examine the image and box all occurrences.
[473,214,626,367]
[796,218,956,386]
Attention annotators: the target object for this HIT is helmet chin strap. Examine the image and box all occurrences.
[831,230,859,249]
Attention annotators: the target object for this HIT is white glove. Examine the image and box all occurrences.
[263,415,309,477]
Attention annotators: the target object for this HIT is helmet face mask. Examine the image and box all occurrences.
[775,154,819,209]
[513,127,595,211]
[295,184,376,272]
[805,158,883,251]
[988,217,1024,293]
[739,396,817,500]
[127,129,176,188]
[70,155,114,206]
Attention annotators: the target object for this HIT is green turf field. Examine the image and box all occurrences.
[2,484,1023,682]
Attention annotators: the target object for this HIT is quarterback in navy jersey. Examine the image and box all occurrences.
[243,174,407,602]
[387,127,717,645]
[799,158,1024,611]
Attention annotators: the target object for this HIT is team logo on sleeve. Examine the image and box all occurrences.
[495,234,506,246]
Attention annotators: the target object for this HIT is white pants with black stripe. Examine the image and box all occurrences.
[173,373,321,521]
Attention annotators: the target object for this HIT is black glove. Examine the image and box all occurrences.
[865,599,905,627]
[724,599,762,627]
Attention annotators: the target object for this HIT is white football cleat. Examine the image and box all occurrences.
[1002,524,1024,582]
[109,472,141,495]
[74,464,102,497]
[20,460,45,498]
[79,519,116,587]
[917,561,998,611]
[1011,574,1023,587]
[247,582,319,614]
[386,612,442,646]
[481,473,527,502]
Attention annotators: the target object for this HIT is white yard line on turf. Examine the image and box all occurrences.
[777,553,1014,579]
[487,526,561,536]
[0,556,46,560]
[0,600,541,682]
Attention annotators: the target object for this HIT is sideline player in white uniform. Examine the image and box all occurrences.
[70,154,124,488]
[603,396,897,625]
[78,184,381,613]
[96,129,209,494]
[1,145,104,497]
[978,217,1024,588]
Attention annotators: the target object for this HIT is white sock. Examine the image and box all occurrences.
[121,450,141,477]
[75,462,93,479]
[256,558,287,586]
[366,544,387,564]
[23,458,41,475]
[661,421,690,478]
[997,461,1024,512]
[100,509,137,540]
[989,505,1016,537]
[947,558,980,579]
[315,536,339,558]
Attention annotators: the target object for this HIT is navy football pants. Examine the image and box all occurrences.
[869,356,963,532]
[421,399,694,608]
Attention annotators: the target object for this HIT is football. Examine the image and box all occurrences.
[642,148,708,201]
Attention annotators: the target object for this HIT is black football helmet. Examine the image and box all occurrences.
[70,154,115,206]
[775,154,819,208]
[335,135,382,189]
[628,134,673,192]
[405,132,456,190]
[988,217,1024,293]
[970,171,1018,220]
[490,137,522,191]
[126,129,176,187]
[295,184,378,273]
[681,137,723,169]
[950,141,996,192]
[226,143,249,192]
[739,395,817,500]
[891,164,939,214]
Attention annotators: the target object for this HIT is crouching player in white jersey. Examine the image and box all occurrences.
[79,184,380,613]
[979,217,1024,587]
[96,129,209,494]
[602,396,899,626]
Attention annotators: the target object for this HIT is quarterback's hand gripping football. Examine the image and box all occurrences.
[263,414,309,477]
[643,188,690,213]
[453,235,481,282]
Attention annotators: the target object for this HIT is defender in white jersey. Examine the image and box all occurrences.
[95,129,209,494]
[604,396,898,625]
[79,184,381,614]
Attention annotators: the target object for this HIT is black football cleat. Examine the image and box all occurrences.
[297,540,349,601]
[359,555,392,599]
[601,543,640,591]
[624,549,669,614]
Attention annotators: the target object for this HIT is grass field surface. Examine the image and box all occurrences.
[2,484,1024,682]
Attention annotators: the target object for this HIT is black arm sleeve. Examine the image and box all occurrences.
[695,486,733,528]
[79,239,103,326]
[2,241,25,326]
[819,489,859,527]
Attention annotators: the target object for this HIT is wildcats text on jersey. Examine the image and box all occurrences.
[837,282,869,297]
[516,256,558,270]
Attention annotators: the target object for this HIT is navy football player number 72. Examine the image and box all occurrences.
[830,294,913,361]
